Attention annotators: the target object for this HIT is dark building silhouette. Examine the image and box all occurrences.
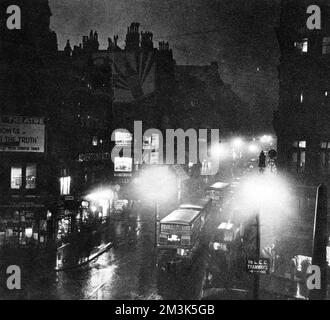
[274,0,330,263]
[0,0,248,250]
[274,0,330,184]
[0,0,59,248]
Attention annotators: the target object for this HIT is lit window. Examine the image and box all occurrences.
[25,164,37,189]
[322,37,330,55]
[321,142,328,149]
[293,141,306,148]
[300,92,304,103]
[92,136,98,146]
[60,177,71,195]
[11,166,22,189]
[295,38,308,53]
[325,91,328,97]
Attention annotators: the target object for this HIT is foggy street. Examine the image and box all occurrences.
[1,0,330,304]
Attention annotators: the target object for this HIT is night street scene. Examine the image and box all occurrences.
[1,0,330,303]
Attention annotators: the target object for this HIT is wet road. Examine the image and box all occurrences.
[0,202,210,300]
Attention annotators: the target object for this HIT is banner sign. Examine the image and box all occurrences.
[93,51,156,103]
[0,116,45,153]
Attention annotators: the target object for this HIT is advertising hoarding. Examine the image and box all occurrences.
[0,116,45,153]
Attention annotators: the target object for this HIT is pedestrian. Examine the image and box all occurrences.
[290,256,297,280]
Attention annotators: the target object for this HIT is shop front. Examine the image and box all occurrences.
[0,201,53,249]
[56,190,114,244]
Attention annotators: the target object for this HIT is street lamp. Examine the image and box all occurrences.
[211,142,229,159]
[134,166,177,247]
[232,138,244,149]
[248,144,259,154]
[237,172,290,299]
[260,135,273,144]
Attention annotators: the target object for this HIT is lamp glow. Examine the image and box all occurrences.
[248,144,259,153]
[238,172,290,214]
[135,166,177,202]
[86,189,114,202]
[260,135,273,144]
[211,143,229,159]
[232,138,243,148]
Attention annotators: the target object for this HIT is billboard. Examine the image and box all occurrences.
[0,116,45,153]
[93,51,156,103]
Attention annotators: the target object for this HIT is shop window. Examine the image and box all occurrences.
[294,38,308,53]
[322,37,330,55]
[60,176,71,195]
[26,164,37,189]
[11,166,22,189]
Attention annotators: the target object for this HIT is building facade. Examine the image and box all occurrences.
[274,0,330,184]
[274,0,330,263]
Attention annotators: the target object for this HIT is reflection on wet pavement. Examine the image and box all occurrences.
[0,203,208,300]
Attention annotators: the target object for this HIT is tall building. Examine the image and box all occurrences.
[274,0,330,184]
[274,0,330,260]
[0,0,59,249]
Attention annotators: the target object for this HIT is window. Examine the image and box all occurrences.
[10,164,37,190]
[92,136,98,146]
[294,38,308,53]
[11,166,22,189]
[25,164,36,189]
[292,140,306,173]
[322,37,330,55]
[320,142,330,173]
[60,176,71,195]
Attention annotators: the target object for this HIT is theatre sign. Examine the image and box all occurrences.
[0,116,45,153]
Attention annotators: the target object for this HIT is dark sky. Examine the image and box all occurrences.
[49,0,281,132]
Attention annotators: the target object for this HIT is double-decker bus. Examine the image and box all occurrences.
[157,208,203,267]
[205,182,230,208]
[179,197,212,229]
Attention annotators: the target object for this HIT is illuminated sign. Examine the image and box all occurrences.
[114,157,133,172]
[115,132,132,146]
[168,234,181,243]
[0,116,45,153]
[78,153,111,162]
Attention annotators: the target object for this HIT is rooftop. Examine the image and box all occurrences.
[160,209,201,225]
